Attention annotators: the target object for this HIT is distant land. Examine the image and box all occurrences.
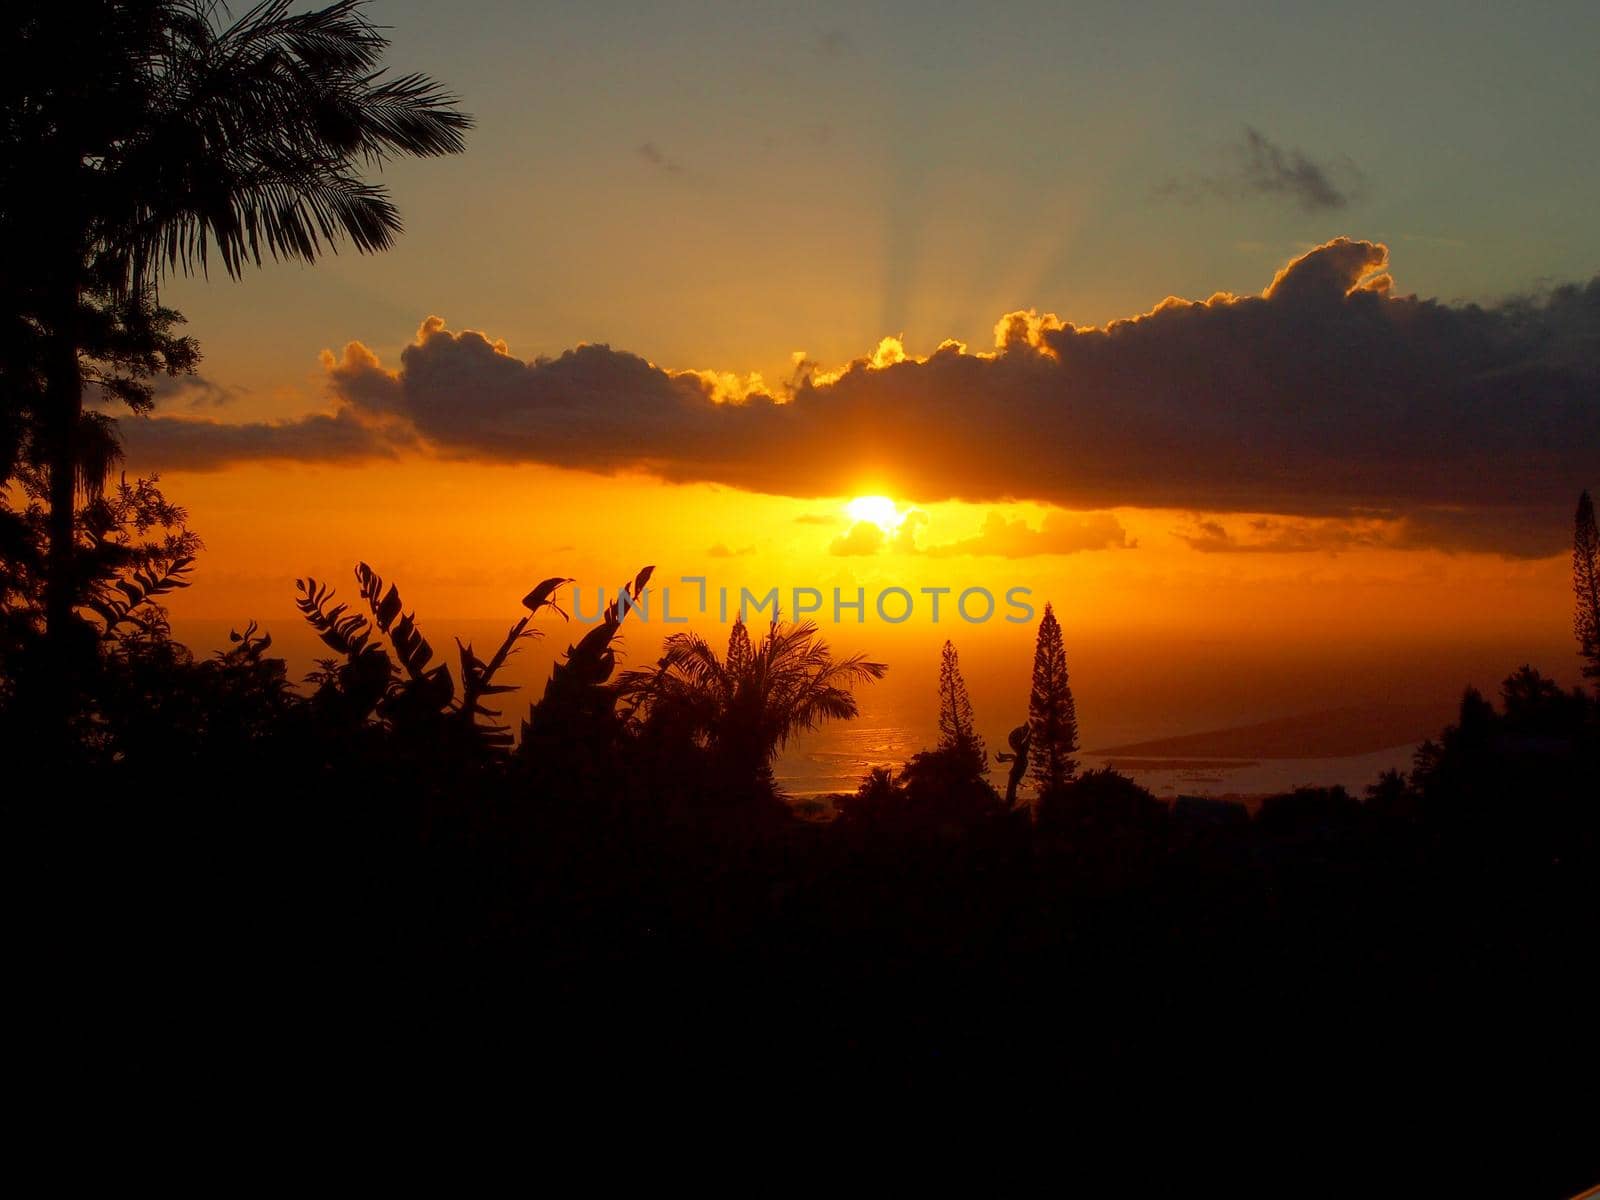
[1098,758,1259,771]
[1091,703,1455,760]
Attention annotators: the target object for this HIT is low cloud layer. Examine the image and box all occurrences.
[147,373,243,410]
[126,407,405,470]
[922,511,1135,558]
[827,509,1132,558]
[1157,127,1364,212]
[121,240,1600,557]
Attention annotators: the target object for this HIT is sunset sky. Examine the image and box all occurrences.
[125,0,1600,746]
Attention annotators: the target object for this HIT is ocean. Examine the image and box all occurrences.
[776,701,1418,801]
[172,616,1429,805]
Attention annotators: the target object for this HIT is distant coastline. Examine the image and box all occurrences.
[1098,757,1259,771]
[1091,703,1453,761]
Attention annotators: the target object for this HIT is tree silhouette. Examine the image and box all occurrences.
[0,281,198,493]
[1,471,200,738]
[293,564,570,757]
[1028,602,1079,794]
[520,567,650,796]
[1575,490,1600,691]
[3,0,470,698]
[620,616,886,798]
[0,279,199,695]
[936,640,985,775]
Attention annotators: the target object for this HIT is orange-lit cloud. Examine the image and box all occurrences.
[921,511,1134,558]
[829,512,925,556]
[1177,515,1390,555]
[120,239,1600,556]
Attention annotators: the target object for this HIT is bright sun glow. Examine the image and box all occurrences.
[846,495,903,532]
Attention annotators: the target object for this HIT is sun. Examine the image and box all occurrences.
[846,495,904,533]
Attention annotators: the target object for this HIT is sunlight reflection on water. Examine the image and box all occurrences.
[777,725,1416,802]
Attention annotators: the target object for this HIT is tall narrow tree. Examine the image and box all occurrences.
[936,640,984,774]
[1575,490,1600,690]
[1028,602,1079,794]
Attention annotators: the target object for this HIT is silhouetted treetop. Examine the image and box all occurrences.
[619,615,886,799]
[936,640,984,776]
[5,0,474,286]
[1028,602,1079,794]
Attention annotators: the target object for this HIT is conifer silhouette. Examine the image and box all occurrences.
[936,640,984,775]
[1028,602,1079,793]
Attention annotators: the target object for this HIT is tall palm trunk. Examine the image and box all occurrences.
[32,141,87,662]
[43,286,81,645]
[39,264,83,746]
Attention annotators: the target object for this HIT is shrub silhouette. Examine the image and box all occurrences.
[295,561,571,757]
[521,566,651,805]
[0,472,199,753]
[1036,766,1163,840]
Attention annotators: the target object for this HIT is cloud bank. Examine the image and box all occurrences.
[122,240,1600,556]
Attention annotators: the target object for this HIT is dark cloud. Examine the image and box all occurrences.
[793,512,842,526]
[1158,127,1363,212]
[120,408,401,471]
[148,373,243,410]
[125,240,1600,557]
[1390,507,1574,558]
[636,141,684,174]
[1176,507,1574,560]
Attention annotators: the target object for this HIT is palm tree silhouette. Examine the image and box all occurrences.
[621,616,887,797]
[6,0,470,693]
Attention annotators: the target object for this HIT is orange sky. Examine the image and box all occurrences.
[159,457,1581,749]
[100,2,1596,753]
[129,186,1596,753]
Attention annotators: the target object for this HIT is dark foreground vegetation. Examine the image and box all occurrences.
[3,517,1599,1191]
[3,1,1597,1187]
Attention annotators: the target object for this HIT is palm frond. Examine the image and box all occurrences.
[294,575,373,657]
[94,0,472,285]
[88,552,194,637]
[355,561,437,683]
[621,614,886,775]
